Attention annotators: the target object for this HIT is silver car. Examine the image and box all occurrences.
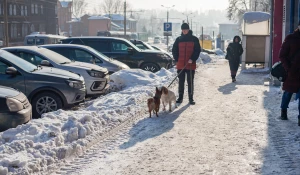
[40,44,129,74]
[3,46,109,96]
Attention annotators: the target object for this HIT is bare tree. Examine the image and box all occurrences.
[73,0,88,19]
[100,0,133,15]
[227,0,270,21]
[227,0,249,21]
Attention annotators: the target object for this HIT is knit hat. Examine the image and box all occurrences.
[181,23,190,30]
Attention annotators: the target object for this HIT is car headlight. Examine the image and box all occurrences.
[66,80,85,89]
[6,98,23,112]
[87,70,105,78]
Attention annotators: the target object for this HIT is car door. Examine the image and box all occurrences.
[107,41,137,68]
[0,58,25,93]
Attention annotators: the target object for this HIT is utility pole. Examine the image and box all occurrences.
[4,0,9,47]
[201,26,204,51]
[161,5,175,51]
[124,0,126,37]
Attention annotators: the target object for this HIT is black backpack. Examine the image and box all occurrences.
[271,50,300,82]
[271,62,287,82]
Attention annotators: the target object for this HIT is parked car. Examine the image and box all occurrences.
[130,39,155,50]
[0,50,86,118]
[0,86,32,131]
[61,37,173,72]
[40,44,129,74]
[24,34,67,46]
[0,40,3,47]
[151,45,175,66]
[153,36,161,44]
[3,46,109,96]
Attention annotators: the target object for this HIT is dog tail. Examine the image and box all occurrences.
[147,98,154,106]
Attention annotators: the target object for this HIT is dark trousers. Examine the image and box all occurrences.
[177,69,195,97]
[281,90,300,118]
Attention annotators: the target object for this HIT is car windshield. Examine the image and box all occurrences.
[123,40,142,51]
[142,42,155,50]
[0,50,37,72]
[39,48,72,64]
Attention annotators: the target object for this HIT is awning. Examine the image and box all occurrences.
[243,12,270,24]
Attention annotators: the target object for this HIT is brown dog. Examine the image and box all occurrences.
[147,87,162,117]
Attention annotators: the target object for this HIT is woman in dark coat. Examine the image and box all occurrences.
[279,25,300,125]
[226,36,243,82]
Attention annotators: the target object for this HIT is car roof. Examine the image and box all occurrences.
[62,36,128,41]
[41,44,90,49]
[2,46,41,51]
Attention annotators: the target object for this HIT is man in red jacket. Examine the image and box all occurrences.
[172,23,201,105]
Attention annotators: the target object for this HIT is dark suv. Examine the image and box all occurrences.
[0,50,86,118]
[61,37,173,72]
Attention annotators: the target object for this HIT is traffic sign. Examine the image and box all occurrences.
[164,23,172,32]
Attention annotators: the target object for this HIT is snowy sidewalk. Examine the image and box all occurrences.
[54,60,300,175]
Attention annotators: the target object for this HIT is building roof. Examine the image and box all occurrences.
[103,14,136,21]
[88,16,110,20]
[59,1,71,8]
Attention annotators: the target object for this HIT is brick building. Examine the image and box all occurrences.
[57,0,72,35]
[0,0,58,46]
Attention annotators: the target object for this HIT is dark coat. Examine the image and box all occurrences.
[172,30,201,70]
[279,30,300,93]
[226,36,243,72]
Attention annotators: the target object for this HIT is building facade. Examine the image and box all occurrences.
[0,0,58,46]
[57,0,72,35]
[218,23,240,40]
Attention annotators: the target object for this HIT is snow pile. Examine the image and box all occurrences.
[198,52,212,64]
[215,48,225,56]
[0,68,176,174]
[241,67,270,74]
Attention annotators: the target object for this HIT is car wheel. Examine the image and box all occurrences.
[32,92,63,118]
[141,63,160,73]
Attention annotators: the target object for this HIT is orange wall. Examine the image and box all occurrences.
[88,19,111,36]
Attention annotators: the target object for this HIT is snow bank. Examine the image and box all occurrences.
[0,68,176,174]
[215,48,225,56]
[198,52,212,64]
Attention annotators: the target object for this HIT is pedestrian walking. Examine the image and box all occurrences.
[226,36,243,82]
[279,22,300,126]
[172,23,201,105]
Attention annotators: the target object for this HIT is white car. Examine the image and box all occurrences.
[3,46,110,96]
[154,37,161,44]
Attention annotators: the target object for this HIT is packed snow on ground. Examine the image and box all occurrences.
[198,52,224,64]
[0,68,176,174]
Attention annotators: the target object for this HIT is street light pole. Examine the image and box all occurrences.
[161,5,175,51]
[182,12,193,25]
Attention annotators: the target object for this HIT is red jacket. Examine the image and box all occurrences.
[279,30,300,93]
[172,30,201,70]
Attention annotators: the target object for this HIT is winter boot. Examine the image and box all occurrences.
[231,75,236,82]
[189,95,195,105]
[281,109,288,120]
[176,94,183,103]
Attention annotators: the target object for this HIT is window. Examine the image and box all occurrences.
[70,49,94,63]
[0,60,9,74]
[41,5,43,14]
[18,52,45,65]
[25,6,27,16]
[26,38,44,45]
[13,5,16,15]
[10,24,17,38]
[111,42,128,52]
[31,4,34,14]
[87,41,110,52]
[22,24,28,37]
[9,4,12,15]
[35,4,38,14]
[48,48,69,58]
[21,5,24,16]
[55,5,57,15]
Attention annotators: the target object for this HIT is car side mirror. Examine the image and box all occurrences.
[40,60,51,66]
[128,47,135,54]
[6,67,18,75]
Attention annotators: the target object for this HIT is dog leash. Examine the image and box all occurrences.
[167,62,189,88]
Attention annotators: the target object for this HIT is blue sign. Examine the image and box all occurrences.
[164,23,172,31]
